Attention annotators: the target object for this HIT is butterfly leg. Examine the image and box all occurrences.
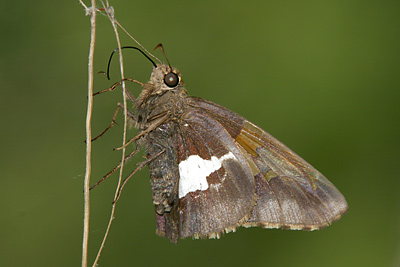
[113,148,166,203]
[90,79,143,142]
[93,78,142,103]
[89,146,140,190]
[90,102,137,142]
[114,113,169,150]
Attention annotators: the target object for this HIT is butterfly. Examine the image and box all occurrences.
[100,46,348,243]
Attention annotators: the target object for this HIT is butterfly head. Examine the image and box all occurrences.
[148,63,185,94]
[135,63,189,128]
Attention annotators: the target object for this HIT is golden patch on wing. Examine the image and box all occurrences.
[237,145,260,177]
[235,124,265,157]
[263,169,278,181]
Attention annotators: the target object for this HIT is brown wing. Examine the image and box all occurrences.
[152,104,258,242]
[188,97,348,231]
[174,110,257,239]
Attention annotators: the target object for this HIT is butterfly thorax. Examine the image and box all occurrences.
[134,64,189,132]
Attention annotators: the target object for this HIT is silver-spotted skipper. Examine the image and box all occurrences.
[98,45,348,243]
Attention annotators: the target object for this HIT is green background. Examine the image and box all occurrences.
[1,1,399,266]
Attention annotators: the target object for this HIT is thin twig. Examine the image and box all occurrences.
[115,20,161,64]
[78,0,87,10]
[79,1,96,267]
[92,3,130,266]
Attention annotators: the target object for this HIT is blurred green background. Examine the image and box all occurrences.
[1,1,399,266]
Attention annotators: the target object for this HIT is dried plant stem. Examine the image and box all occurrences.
[80,2,142,265]
[92,4,129,266]
[79,1,97,267]
[115,20,161,64]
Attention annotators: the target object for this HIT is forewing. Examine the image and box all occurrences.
[175,110,256,239]
[189,97,348,231]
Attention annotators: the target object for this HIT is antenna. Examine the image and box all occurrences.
[154,43,172,68]
[106,46,158,80]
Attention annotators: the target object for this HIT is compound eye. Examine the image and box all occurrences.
[164,72,179,87]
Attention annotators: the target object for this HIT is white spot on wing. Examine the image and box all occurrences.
[178,152,235,198]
